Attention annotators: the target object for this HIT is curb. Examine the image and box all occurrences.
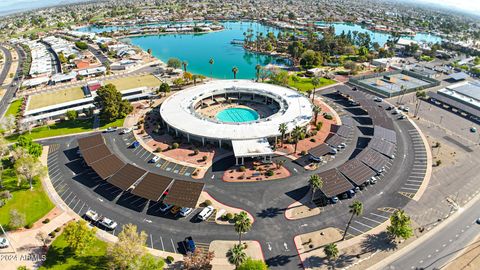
[408,117,433,201]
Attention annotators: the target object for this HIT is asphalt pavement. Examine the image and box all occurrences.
[0,44,23,117]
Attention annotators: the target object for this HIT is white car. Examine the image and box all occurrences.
[198,206,214,221]
[403,107,410,112]
[179,207,193,217]
[121,128,132,134]
[105,127,118,133]
[99,217,117,230]
[159,203,173,213]
[85,210,100,222]
[0,238,9,248]
[373,97,383,102]
[149,156,160,163]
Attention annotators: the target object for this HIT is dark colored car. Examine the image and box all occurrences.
[185,236,196,253]
[131,141,140,148]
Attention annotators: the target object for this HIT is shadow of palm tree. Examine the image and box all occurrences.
[360,231,397,254]
[265,254,294,267]
[256,207,286,218]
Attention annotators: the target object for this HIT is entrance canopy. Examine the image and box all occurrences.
[232,138,274,158]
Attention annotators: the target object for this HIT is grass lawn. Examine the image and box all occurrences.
[39,233,108,270]
[288,76,336,92]
[105,74,161,91]
[0,168,54,229]
[99,118,125,129]
[6,119,94,142]
[28,87,85,110]
[4,98,23,117]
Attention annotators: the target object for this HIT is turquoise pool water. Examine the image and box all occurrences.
[216,108,259,123]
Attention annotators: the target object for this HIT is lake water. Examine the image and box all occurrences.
[78,21,442,79]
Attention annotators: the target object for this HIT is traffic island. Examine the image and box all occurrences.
[209,240,264,270]
[285,192,321,220]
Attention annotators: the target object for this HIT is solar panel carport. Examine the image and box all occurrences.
[356,147,388,172]
[90,155,125,179]
[369,137,396,158]
[326,134,345,147]
[107,164,147,190]
[340,116,354,127]
[338,158,376,186]
[81,144,112,166]
[77,133,104,151]
[335,125,352,138]
[131,173,173,201]
[308,143,332,158]
[163,180,205,208]
[317,168,354,198]
[373,126,397,144]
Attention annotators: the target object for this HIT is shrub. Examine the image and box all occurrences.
[172,142,179,149]
[54,227,61,232]
[301,150,307,156]
[166,256,174,264]
[226,213,234,220]
[310,138,316,142]
[9,210,26,229]
[324,114,333,120]
[48,232,56,238]
[0,201,5,207]
[204,200,212,206]
[252,166,257,171]
[193,149,199,155]
[155,147,162,153]
[0,190,12,200]
[266,170,274,177]
[239,166,246,172]
[42,218,50,224]
[316,122,323,130]
[201,155,208,161]
[24,223,33,229]
[436,160,442,166]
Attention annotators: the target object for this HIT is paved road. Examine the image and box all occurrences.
[39,86,427,269]
[386,198,480,269]
[0,44,23,117]
[0,44,12,85]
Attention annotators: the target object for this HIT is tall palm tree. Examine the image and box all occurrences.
[308,175,323,203]
[342,200,363,240]
[227,244,247,269]
[234,211,252,245]
[292,125,304,154]
[313,105,322,124]
[311,76,321,102]
[324,243,339,268]
[414,89,426,117]
[255,64,261,82]
[278,123,287,146]
[232,66,239,79]
[209,58,214,78]
[182,61,188,72]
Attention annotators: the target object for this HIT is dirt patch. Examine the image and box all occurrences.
[426,135,460,168]
[210,240,264,270]
[222,161,290,182]
[285,191,321,220]
[297,227,343,254]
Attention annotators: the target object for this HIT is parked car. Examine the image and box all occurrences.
[373,97,383,102]
[347,189,355,198]
[99,217,117,230]
[159,203,173,213]
[470,127,477,133]
[398,114,407,120]
[386,105,395,111]
[85,209,100,222]
[105,127,118,133]
[369,176,378,185]
[149,156,160,163]
[121,128,132,134]
[476,218,480,225]
[392,109,400,115]
[185,236,196,253]
[0,237,9,248]
[329,148,338,155]
[403,107,410,112]
[170,206,181,215]
[197,206,214,221]
[131,141,140,148]
[337,142,347,149]
[76,149,82,156]
[330,197,339,204]
[179,207,193,217]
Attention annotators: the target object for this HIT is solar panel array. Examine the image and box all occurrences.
[336,125,352,138]
[317,168,354,198]
[78,134,204,208]
[326,134,345,147]
[338,158,376,186]
[356,147,389,172]
[369,137,396,158]
[373,126,397,144]
[308,143,332,158]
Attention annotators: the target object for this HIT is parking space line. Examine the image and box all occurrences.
[150,234,154,249]
[405,183,421,186]
[401,187,419,191]
[72,200,81,211]
[67,196,77,207]
[370,212,389,219]
[362,217,382,224]
[144,154,154,162]
[60,189,71,198]
[170,238,177,253]
[160,236,165,251]
[407,179,423,183]
[354,220,373,229]
[349,226,364,234]
[78,202,86,214]
[53,180,66,190]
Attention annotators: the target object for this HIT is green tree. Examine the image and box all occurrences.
[308,174,323,203]
[313,105,322,124]
[66,110,78,120]
[414,90,427,117]
[167,58,182,69]
[158,82,170,95]
[9,209,26,229]
[136,253,165,270]
[209,58,214,78]
[147,48,152,55]
[58,52,67,64]
[14,154,47,190]
[182,61,188,72]
[278,123,287,146]
[232,66,239,79]
[291,125,304,153]
[63,220,97,255]
[311,77,321,102]
[269,69,289,86]
[94,83,133,122]
[387,210,413,241]
[324,243,339,268]
[108,223,149,270]
[74,41,88,50]
[255,64,261,82]
[14,136,42,158]
[300,50,322,69]
[234,211,252,245]
[227,244,247,268]
[237,258,268,270]
[342,200,363,240]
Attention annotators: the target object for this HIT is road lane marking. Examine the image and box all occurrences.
[171,238,177,253]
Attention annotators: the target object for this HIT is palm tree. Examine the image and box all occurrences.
[278,123,287,146]
[227,244,247,269]
[313,105,322,124]
[234,211,252,245]
[414,90,426,117]
[182,61,188,72]
[232,66,239,79]
[308,175,323,203]
[209,58,214,78]
[292,125,304,154]
[311,76,321,102]
[342,200,363,240]
[324,243,339,268]
[255,64,261,82]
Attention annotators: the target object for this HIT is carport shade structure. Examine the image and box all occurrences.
[326,133,345,147]
[338,158,376,186]
[107,164,147,190]
[77,133,104,151]
[81,144,112,166]
[334,125,352,138]
[90,155,125,179]
[163,180,205,208]
[308,143,332,159]
[317,168,354,198]
[373,126,397,144]
[131,173,173,201]
[356,147,388,173]
[340,116,354,127]
[369,137,396,158]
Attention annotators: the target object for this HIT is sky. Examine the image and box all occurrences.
[415,0,480,14]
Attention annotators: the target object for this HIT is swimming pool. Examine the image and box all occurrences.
[216,107,259,123]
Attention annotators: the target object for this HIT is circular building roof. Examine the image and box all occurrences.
[160,80,313,141]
